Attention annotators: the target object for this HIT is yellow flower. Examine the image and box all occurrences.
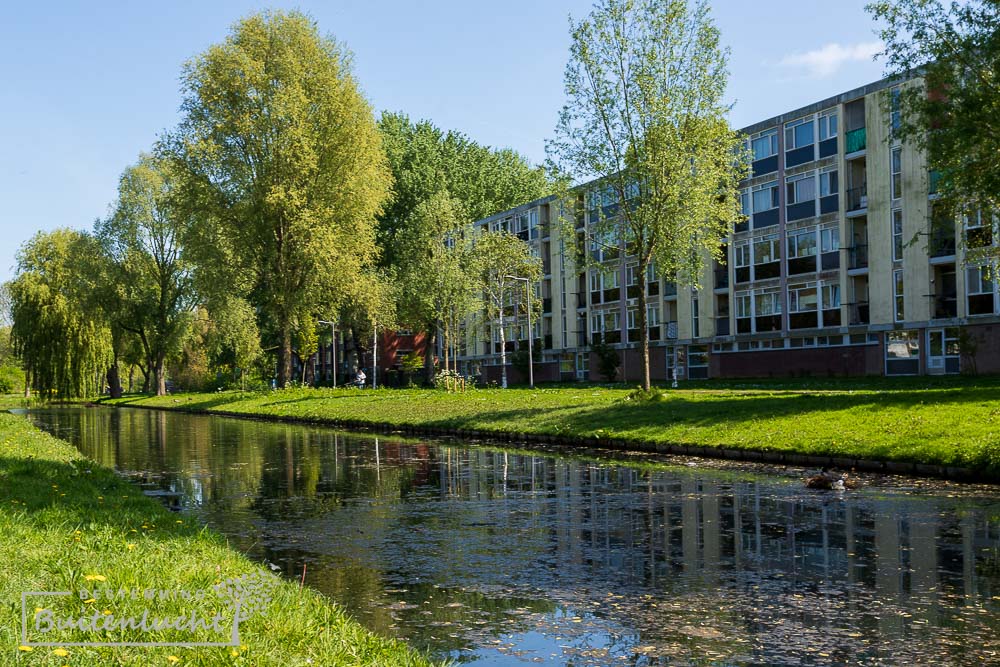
[127,543,136,551]
[84,574,107,582]
[17,645,33,652]
[176,520,183,524]
[103,609,112,615]
[34,607,45,614]
[53,648,69,657]
[167,656,180,663]
[230,648,239,657]
[83,598,96,604]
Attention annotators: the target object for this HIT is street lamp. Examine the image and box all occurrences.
[318,320,337,388]
[504,275,534,389]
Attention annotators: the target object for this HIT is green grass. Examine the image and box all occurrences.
[101,376,1000,474]
[0,408,438,666]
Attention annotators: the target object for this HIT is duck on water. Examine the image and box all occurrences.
[805,468,858,490]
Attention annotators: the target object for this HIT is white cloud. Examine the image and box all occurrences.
[778,41,883,78]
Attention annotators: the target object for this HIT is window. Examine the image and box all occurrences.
[894,269,905,322]
[603,310,621,331]
[755,289,783,316]
[734,241,751,267]
[753,234,781,264]
[752,181,779,212]
[786,172,817,205]
[750,129,779,160]
[603,268,620,289]
[820,227,840,253]
[691,295,700,338]
[739,189,750,216]
[818,111,838,140]
[819,168,838,197]
[589,271,601,292]
[821,283,840,309]
[788,282,818,312]
[787,228,818,258]
[627,308,638,330]
[967,266,993,295]
[891,147,902,200]
[626,264,639,286]
[647,304,660,327]
[591,313,602,334]
[646,262,657,283]
[735,292,752,318]
[785,117,815,150]
[892,209,904,261]
[885,330,919,376]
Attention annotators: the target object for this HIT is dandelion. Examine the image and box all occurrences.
[34,607,44,614]
[167,656,180,663]
[17,645,33,651]
[84,574,107,582]
[127,543,136,551]
[83,598,96,604]
[53,648,69,657]
[230,648,239,657]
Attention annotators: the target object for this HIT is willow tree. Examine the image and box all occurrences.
[472,231,542,389]
[8,230,112,398]
[549,0,748,390]
[173,10,391,387]
[96,154,197,396]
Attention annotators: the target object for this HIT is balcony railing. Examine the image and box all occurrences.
[846,127,867,154]
[848,244,869,269]
[846,186,868,212]
[713,268,729,289]
[934,295,958,319]
[664,321,678,339]
[849,302,870,325]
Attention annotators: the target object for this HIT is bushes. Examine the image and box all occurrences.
[0,365,24,394]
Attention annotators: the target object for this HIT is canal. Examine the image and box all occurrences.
[28,407,1000,666]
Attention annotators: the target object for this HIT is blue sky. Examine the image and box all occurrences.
[0,0,885,283]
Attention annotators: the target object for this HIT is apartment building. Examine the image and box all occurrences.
[457,75,1000,382]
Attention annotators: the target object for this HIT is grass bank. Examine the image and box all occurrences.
[102,377,1000,478]
[0,402,436,666]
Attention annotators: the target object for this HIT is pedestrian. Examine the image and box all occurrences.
[356,368,366,389]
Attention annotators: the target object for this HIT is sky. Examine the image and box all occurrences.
[0,0,886,284]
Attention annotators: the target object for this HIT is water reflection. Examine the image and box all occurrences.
[29,407,1000,666]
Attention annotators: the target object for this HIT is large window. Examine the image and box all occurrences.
[818,111,838,140]
[734,242,751,268]
[785,117,815,150]
[820,227,840,253]
[821,283,841,309]
[755,289,782,316]
[647,304,660,327]
[739,189,750,216]
[890,86,902,137]
[967,265,996,316]
[891,147,903,200]
[885,330,919,375]
[750,129,779,160]
[892,209,904,261]
[787,228,818,258]
[735,292,751,319]
[752,181,779,212]
[753,234,781,265]
[788,282,818,312]
[819,168,838,197]
[894,269,905,322]
[786,172,817,205]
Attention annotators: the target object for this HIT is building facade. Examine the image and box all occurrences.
[458,76,1000,381]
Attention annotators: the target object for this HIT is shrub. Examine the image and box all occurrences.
[621,385,669,403]
[591,342,621,382]
[0,364,24,394]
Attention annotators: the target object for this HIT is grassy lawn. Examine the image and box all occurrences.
[100,376,1000,475]
[0,404,436,666]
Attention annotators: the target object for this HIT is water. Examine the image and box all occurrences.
[27,406,1000,666]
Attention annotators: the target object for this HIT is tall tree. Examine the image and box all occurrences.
[378,112,549,379]
[472,231,543,389]
[867,0,1000,259]
[96,154,197,396]
[8,230,113,398]
[172,10,391,387]
[549,0,748,390]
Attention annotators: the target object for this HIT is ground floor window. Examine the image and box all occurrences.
[687,345,709,380]
[576,352,589,381]
[885,330,920,375]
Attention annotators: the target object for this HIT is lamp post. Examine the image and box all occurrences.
[505,275,534,389]
[318,320,337,388]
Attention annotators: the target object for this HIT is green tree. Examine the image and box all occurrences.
[172,10,391,387]
[549,0,748,390]
[471,231,542,388]
[377,113,549,378]
[8,230,113,398]
[867,0,1000,260]
[96,154,197,396]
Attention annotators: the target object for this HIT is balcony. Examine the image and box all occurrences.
[576,332,588,347]
[714,268,729,289]
[848,244,869,269]
[846,186,868,213]
[542,297,553,313]
[930,229,956,258]
[934,295,958,319]
[664,321,678,339]
[846,127,867,154]
[576,292,588,309]
[716,317,730,336]
[849,302,870,325]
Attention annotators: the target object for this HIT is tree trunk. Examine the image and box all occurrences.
[154,353,167,396]
[499,316,508,389]
[424,327,436,385]
[128,365,135,394]
[637,256,651,391]
[23,365,31,398]
[278,323,293,388]
[106,361,123,399]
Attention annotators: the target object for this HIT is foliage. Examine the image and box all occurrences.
[510,338,541,378]
[548,0,749,389]
[433,369,467,392]
[96,153,197,396]
[621,385,669,403]
[401,351,425,375]
[868,0,1000,262]
[471,231,543,388]
[8,230,113,398]
[0,365,23,393]
[591,341,621,382]
[171,10,391,387]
